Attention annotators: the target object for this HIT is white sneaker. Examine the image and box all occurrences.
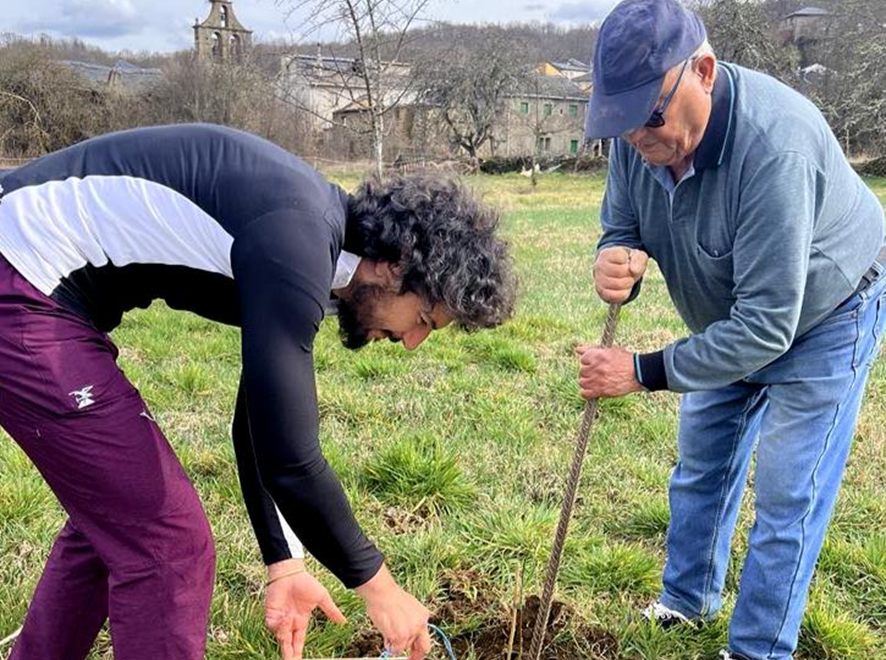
[641,601,696,629]
[719,650,752,660]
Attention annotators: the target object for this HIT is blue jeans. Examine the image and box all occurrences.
[659,269,886,660]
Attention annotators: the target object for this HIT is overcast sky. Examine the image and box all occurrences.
[2,0,620,54]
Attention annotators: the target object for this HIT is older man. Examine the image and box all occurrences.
[0,123,516,660]
[576,1,885,659]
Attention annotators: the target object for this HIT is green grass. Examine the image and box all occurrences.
[362,434,475,515]
[1,172,884,660]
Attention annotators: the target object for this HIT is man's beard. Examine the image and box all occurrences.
[336,283,385,350]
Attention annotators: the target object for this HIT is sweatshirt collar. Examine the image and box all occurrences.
[694,63,736,170]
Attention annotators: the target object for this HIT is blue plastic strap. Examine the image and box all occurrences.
[379,624,457,660]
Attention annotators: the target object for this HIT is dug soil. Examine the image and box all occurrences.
[346,571,620,659]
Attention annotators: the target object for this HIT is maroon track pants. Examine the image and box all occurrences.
[0,255,215,659]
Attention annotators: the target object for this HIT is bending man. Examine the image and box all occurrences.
[0,123,516,660]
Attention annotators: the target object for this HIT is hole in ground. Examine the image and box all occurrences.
[346,574,620,660]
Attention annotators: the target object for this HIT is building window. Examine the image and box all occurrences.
[211,32,221,59]
[537,136,552,152]
[543,103,553,116]
[220,6,228,27]
[230,34,240,60]
[519,101,530,114]
[568,104,578,116]
[570,139,579,154]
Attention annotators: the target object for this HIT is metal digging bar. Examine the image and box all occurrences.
[527,303,622,660]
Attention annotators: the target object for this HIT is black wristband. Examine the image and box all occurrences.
[636,350,668,391]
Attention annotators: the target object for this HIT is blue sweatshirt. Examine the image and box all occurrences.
[598,62,885,393]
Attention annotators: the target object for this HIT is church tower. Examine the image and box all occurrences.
[194,1,253,62]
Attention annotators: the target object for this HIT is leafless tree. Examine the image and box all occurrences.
[0,37,111,157]
[276,0,435,176]
[133,52,312,155]
[416,29,525,162]
[690,0,800,83]
[690,0,886,156]
[798,0,886,156]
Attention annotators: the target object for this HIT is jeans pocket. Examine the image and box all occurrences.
[822,292,864,326]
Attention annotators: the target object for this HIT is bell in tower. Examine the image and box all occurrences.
[194,1,253,62]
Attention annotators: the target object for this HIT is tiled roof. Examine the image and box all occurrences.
[551,58,590,72]
[783,6,831,18]
[61,60,162,94]
[511,73,587,100]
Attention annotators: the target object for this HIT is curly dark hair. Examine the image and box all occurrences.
[345,173,517,330]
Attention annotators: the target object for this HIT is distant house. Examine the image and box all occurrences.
[536,59,591,81]
[329,100,448,161]
[294,52,597,161]
[500,73,592,158]
[779,6,833,42]
[333,71,596,161]
[279,51,413,131]
[61,60,162,94]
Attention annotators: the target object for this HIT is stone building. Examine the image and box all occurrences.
[329,101,448,161]
[278,49,418,159]
[194,0,253,62]
[498,73,591,158]
[778,6,834,68]
[779,6,833,43]
[279,51,413,129]
[326,71,594,162]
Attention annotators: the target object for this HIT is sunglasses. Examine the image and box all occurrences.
[644,57,694,129]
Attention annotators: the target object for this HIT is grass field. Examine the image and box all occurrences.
[1,173,885,660]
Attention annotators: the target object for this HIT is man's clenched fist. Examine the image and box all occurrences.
[594,246,649,303]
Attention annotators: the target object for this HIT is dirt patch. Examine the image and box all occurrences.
[345,628,386,657]
[346,571,620,659]
[445,595,620,660]
[382,505,428,534]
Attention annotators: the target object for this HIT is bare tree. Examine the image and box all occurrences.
[0,37,111,157]
[133,53,312,155]
[690,0,800,83]
[277,0,434,176]
[692,0,886,156]
[416,28,524,163]
[799,0,886,156]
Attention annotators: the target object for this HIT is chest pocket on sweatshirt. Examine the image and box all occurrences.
[694,212,735,261]
[693,217,736,295]
[693,244,735,296]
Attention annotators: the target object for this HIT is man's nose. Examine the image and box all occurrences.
[401,325,432,351]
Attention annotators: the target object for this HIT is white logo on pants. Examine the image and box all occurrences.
[69,385,95,409]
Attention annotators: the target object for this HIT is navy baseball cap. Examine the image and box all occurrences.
[585,0,707,139]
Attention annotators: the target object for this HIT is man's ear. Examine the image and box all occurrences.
[695,54,717,94]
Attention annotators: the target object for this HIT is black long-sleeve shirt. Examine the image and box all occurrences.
[0,124,384,587]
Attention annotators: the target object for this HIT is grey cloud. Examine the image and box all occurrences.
[20,0,144,39]
[523,3,546,11]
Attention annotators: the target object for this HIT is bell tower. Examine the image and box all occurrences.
[194,1,253,62]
